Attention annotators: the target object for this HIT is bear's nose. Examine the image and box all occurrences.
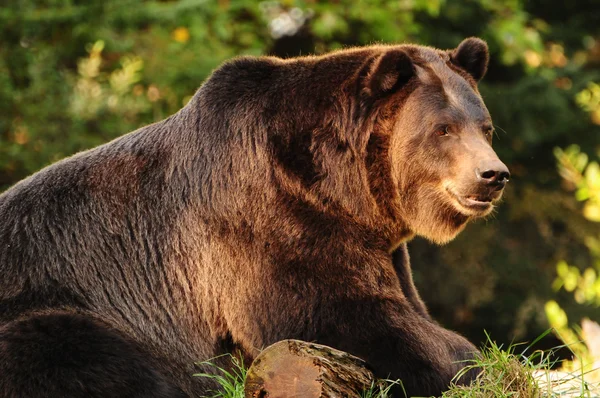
[476,163,510,189]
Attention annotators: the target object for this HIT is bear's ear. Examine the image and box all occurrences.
[365,49,415,98]
[450,37,489,82]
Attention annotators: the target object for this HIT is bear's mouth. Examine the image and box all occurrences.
[446,188,495,216]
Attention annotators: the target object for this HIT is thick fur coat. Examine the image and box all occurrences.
[0,38,508,397]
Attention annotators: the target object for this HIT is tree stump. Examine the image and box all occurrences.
[244,339,375,398]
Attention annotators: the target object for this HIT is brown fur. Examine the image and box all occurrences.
[0,38,507,397]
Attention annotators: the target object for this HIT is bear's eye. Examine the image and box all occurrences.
[484,127,494,139]
[435,126,450,137]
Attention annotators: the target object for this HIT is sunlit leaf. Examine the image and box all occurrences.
[583,202,600,222]
[545,300,568,329]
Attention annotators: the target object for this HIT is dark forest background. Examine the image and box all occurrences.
[2,0,600,353]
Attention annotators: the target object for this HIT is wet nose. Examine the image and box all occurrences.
[477,162,510,188]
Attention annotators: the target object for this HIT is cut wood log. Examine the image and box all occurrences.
[244,339,375,398]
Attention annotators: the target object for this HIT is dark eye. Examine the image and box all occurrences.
[435,126,450,137]
[484,126,494,139]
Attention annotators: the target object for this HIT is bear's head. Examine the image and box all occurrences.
[358,38,509,245]
[199,38,508,248]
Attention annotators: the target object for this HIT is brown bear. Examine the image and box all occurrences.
[0,37,509,397]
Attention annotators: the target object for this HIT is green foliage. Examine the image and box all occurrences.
[2,0,600,349]
[576,83,600,124]
[551,145,600,306]
[546,143,600,384]
[444,339,541,397]
[194,354,248,398]
[443,331,598,397]
[544,300,590,364]
[362,379,405,398]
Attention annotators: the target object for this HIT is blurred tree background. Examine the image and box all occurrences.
[2,0,600,353]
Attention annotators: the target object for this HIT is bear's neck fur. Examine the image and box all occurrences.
[184,49,429,251]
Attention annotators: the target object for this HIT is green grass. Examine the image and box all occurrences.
[362,379,405,398]
[442,331,599,398]
[194,354,247,398]
[194,332,600,398]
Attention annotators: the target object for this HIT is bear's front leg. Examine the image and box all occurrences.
[223,246,479,396]
[312,296,479,397]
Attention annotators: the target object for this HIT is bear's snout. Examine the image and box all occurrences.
[476,160,510,191]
